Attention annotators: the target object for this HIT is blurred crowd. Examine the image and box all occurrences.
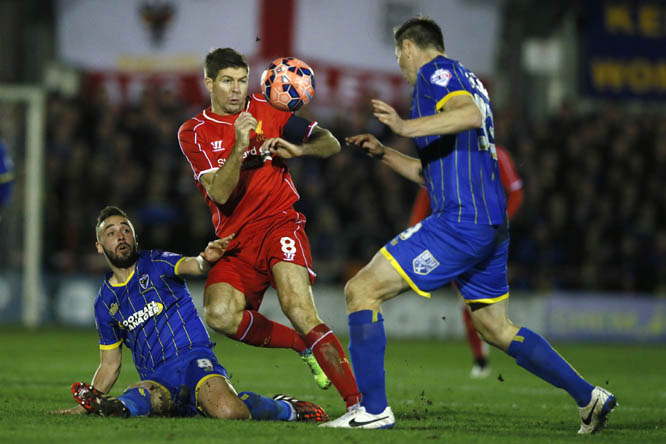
[37,87,666,295]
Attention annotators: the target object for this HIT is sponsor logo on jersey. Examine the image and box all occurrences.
[139,274,151,291]
[211,140,225,152]
[122,301,164,331]
[215,143,271,169]
[430,69,452,87]
[412,250,440,275]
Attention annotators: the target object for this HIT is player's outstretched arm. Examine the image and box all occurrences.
[52,347,122,414]
[372,95,482,138]
[263,126,340,159]
[202,112,257,205]
[90,347,123,394]
[175,234,235,277]
[346,133,425,186]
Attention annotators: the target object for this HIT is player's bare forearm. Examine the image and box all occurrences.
[203,111,256,204]
[372,95,482,138]
[90,348,122,394]
[381,148,425,185]
[346,133,424,185]
[203,146,244,205]
[176,235,234,276]
[400,100,482,138]
[299,127,340,158]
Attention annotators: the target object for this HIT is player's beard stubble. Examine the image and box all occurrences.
[103,242,140,269]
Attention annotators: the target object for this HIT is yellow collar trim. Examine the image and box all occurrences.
[110,267,135,287]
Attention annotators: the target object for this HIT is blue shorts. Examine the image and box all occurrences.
[145,347,230,417]
[382,214,509,304]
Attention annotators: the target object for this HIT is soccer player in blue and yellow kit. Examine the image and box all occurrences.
[54,206,327,422]
[322,17,616,434]
[0,139,14,222]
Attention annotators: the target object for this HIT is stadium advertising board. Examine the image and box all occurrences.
[544,294,666,343]
[582,0,666,100]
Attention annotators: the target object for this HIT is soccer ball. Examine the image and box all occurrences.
[261,57,315,112]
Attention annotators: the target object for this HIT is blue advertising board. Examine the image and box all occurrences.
[544,293,666,342]
[581,1,666,100]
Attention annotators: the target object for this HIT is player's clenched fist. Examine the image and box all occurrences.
[345,133,387,159]
[234,112,258,149]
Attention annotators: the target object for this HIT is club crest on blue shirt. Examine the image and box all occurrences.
[430,69,452,87]
[139,274,151,291]
[413,250,440,275]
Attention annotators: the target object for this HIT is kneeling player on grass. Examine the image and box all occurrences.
[53,206,327,422]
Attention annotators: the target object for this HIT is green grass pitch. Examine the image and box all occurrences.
[1,326,664,443]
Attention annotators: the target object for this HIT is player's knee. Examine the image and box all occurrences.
[474,316,514,350]
[203,399,251,420]
[125,382,172,415]
[344,275,377,310]
[204,303,240,336]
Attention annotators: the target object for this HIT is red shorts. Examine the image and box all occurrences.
[205,210,316,310]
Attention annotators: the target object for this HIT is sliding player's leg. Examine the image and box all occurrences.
[189,351,328,422]
[71,380,169,417]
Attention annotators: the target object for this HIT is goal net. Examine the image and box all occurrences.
[0,86,46,327]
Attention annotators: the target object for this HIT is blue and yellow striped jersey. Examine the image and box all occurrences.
[94,250,213,380]
[411,55,506,225]
[0,141,14,207]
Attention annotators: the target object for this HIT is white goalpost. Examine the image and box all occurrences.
[0,85,46,327]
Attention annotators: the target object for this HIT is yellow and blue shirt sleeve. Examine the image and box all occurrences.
[150,249,185,278]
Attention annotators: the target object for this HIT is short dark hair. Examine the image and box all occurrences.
[204,48,249,80]
[394,16,445,52]
[96,206,128,240]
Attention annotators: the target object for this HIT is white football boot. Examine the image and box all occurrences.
[319,404,395,429]
[470,364,491,379]
[577,386,617,434]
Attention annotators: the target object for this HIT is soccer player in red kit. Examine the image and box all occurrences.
[409,145,523,378]
[178,48,361,410]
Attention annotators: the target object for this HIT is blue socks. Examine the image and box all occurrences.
[238,391,293,421]
[348,310,387,414]
[118,388,294,420]
[507,327,594,406]
[118,387,152,416]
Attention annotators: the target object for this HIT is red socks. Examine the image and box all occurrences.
[305,323,361,408]
[462,305,485,360]
[233,314,361,408]
[233,310,307,353]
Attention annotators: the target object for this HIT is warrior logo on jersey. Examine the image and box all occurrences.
[139,274,150,291]
[210,140,225,152]
[122,301,164,331]
[413,250,440,275]
[430,69,452,87]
